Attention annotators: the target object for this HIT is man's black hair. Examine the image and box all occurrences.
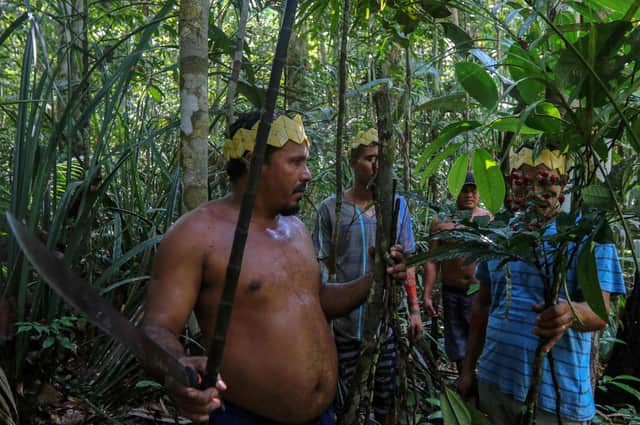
[226,111,279,183]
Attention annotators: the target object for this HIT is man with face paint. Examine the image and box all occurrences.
[457,144,626,425]
[142,112,408,425]
[423,171,492,372]
[313,129,422,425]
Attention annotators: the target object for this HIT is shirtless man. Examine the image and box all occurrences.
[142,112,407,425]
[422,171,491,371]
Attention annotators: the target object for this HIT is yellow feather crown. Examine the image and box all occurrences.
[222,114,309,160]
[509,147,565,175]
[351,128,379,149]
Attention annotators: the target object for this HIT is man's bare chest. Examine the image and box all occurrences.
[202,231,319,295]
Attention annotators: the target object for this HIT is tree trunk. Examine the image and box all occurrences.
[57,0,89,163]
[318,39,334,108]
[329,0,348,280]
[285,22,308,112]
[225,0,249,135]
[402,45,412,192]
[338,87,396,425]
[179,0,209,211]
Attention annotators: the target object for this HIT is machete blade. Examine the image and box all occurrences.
[6,213,197,387]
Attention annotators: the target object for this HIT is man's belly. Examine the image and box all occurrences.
[441,260,478,290]
[219,309,338,424]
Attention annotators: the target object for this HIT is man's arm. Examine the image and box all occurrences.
[532,291,610,353]
[405,266,423,340]
[320,273,373,319]
[396,197,423,340]
[320,245,407,319]
[142,212,224,422]
[143,216,204,359]
[457,281,491,397]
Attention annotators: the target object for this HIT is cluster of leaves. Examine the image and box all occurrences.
[15,316,82,354]
[410,201,614,326]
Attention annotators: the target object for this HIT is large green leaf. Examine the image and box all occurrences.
[420,142,464,186]
[487,117,543,135]
[506,43,545,104]
[415,93,467,113]
[455,62,498,110]
[416,121,480,171]
[440,386,470,425]
[525,102,563,133]
[472,149,505,214]
[577,240,608,322]
[448,155,469,198]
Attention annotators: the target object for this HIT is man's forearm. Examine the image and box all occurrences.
[320,273,373,319]
[405,267,419,314]
[143,324,187,367]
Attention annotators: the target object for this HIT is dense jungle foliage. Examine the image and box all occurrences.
[1,0,640,423]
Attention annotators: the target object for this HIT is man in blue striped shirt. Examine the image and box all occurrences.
[457,145,626,424]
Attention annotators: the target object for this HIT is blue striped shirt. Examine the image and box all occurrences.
[476,221,625,421]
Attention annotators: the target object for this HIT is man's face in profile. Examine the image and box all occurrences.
[261,141,312,216]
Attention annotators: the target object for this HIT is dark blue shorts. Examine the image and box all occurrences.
[442,287,475,362]
[209,402,335,425]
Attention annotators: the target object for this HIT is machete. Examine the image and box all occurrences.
[6,213,198,388]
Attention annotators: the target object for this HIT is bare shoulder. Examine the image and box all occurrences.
[281,214,311,238]
[161,199,234,252]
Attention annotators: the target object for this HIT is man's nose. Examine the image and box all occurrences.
[301,164,312,182]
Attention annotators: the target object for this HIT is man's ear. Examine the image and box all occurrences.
[242,151,253,168]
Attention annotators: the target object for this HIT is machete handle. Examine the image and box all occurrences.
[185,365,200,388]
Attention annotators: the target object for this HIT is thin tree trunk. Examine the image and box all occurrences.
[339,87,396,425]
[212,6,225,113]
[180,0,209,211]
[57,0,88,162]
[203,0,298,387]
[225,0,249,136]
[402,44,412,192]
[329,0,349,280]
[318,39,334,108]
[285,23,307,112]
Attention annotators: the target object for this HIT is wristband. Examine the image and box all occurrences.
[404,268,418,310]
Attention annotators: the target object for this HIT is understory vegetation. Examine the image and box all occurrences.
[1,0,639,423]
